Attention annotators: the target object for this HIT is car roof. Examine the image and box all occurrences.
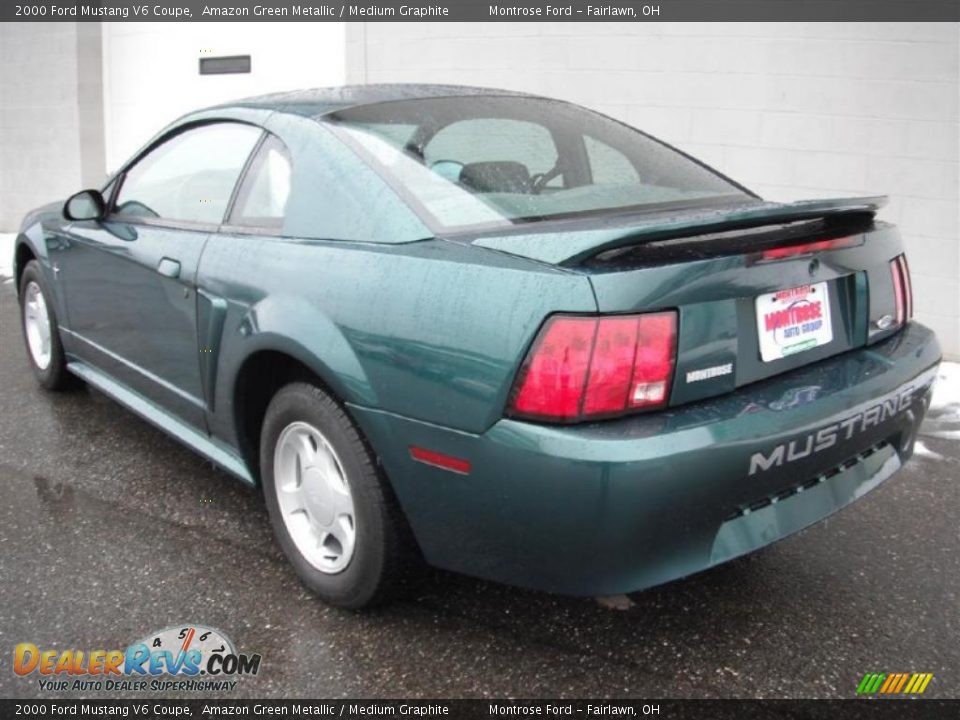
[222,83,540,118]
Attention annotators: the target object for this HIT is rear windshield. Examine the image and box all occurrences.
[325,96,752,233]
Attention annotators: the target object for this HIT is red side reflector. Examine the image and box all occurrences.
[510,311,678,423]
[409,446,471,475]
[761,236,859,261]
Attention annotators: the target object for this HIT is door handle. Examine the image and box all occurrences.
[157,257,181,279]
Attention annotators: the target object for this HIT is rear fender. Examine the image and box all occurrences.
[212,293,377,448]
[234,294,374,402]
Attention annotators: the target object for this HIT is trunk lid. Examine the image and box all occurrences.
[469,196,905,408]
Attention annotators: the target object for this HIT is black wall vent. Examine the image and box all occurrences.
[199,55,252,75]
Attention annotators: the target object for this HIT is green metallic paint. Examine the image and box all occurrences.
[472,195,887,266]
[54,219,210,430]
[196,289,229,413]
[349,324,938,595]
[198,232,595,442]
[14,205,65,318]
[709,444,899,568]
[14,92,941,597]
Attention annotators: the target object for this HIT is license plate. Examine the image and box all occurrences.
[755,282,833,362]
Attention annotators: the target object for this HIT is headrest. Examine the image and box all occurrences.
[459,161,530,193]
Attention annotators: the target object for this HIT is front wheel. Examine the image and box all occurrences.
[19,260,75,391]
[260,382,417,608]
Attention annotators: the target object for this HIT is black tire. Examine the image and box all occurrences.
[260,382,417,608]
[18,260,76,391]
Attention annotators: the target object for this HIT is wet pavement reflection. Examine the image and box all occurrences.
[1,283,958,699]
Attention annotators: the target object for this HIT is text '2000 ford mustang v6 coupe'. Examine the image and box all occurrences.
[15,85,940,607]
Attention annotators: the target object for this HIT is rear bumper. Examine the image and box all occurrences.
[351,322,941,596]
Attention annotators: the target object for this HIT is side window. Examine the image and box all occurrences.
[585,135,641,186]
[228,136,292,230]
[114,123,262,224]
[423,118,559,193]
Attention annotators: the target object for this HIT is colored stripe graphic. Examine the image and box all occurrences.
[857,673,882,694]
[879,674,896,693]
[857,672,933,695]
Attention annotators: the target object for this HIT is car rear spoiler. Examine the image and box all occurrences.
[471,196,887,266]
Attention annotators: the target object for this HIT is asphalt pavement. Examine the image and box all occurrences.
[0,277,958,700]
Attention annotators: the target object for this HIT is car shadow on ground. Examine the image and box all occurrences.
[3,276,958,697]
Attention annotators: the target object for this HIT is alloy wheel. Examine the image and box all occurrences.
[273,421,357,573]
[23,281,52,370]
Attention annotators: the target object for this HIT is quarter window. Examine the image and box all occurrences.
[228,136,293,230]
[114,123,262,225]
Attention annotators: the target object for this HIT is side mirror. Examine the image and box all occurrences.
[63,189,106,222]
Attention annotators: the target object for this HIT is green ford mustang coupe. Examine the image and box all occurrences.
[14,85,940,608]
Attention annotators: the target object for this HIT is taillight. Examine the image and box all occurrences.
[509,312,678,422]
[890,254,913,325]
[511,317,596,420]
[761,235,860,261]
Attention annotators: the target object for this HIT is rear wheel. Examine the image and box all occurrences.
[19,260,75,391]
[260,382,415,608]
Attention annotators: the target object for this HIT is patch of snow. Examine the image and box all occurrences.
[0,233,14,280]
[925,430,960,441]
[931,361,960,411]
[914,440,945,462]
[595,594,635,611]
[922,361,960,447]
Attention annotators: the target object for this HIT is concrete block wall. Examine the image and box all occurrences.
[0,22,105,232]
[346,22,960,358]
[101,22,346,172]
[1,22,956,357]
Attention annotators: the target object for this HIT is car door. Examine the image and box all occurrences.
[57,122,263,430]
[194,132,294,429]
